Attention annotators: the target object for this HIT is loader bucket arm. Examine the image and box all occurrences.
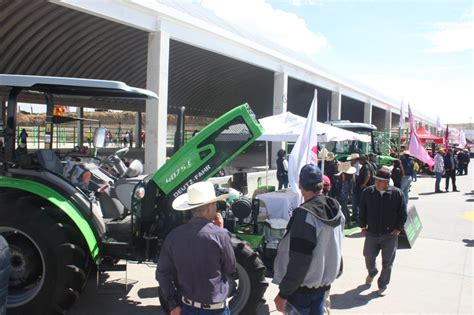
[152,104,263,201]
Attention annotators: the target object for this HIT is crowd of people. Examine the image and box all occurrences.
[155,156,412,314]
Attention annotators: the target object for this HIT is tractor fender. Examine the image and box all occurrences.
[0,176,102,264]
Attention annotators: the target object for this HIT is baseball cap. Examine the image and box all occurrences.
[299,164,323,186]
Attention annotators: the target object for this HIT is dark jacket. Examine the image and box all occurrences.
[359,186,407,235]
[443,154,457,170]
[273,195,344,298]
[0,235,9,314]
[277,157,288,178]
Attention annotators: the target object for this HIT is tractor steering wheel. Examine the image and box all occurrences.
[99,147,129,167]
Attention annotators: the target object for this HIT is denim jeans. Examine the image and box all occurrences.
[435,172,443,192]
[286,291,325,315]
[400,176,412,205]
[182,304,230,315]
[278,175,289,190]
[351,190,361,223]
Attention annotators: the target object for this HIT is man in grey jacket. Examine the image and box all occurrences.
[273,164,344,315]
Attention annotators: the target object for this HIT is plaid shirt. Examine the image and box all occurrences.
[434,153,445,173]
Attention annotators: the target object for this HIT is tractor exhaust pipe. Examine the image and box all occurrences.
[174,106,185,153]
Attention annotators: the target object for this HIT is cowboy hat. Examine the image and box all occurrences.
[346,153,360,161]
[402,150,411,156]
[172,181,229,211]
[326,152,335,161]
[374,166,391,181]
[337,162,356,175]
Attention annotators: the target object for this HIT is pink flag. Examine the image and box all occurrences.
[408,104,416,131]
[408,129,434,167]
[408,105,434,167]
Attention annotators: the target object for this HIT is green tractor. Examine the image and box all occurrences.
[325,120,395,166]
[0,75,268,314]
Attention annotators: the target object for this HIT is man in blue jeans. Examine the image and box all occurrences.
[273,164,344,315]
[433,148,445,193]
[0,235,10,315]
[400,151,414,205]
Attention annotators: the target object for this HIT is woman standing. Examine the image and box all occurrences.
[276,149,289,190]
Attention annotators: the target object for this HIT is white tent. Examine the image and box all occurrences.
[258,111,370,143]
[257,111,370,188]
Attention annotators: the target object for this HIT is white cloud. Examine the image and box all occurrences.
[427,13,474,53]
[352,73,474,124]
[200,0,328,56]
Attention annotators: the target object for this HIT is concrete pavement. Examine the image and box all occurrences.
[70,162,473,315]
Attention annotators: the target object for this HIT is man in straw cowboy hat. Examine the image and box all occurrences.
[359,166,407,296]
[332,162,357,228]
[156,181,235,315]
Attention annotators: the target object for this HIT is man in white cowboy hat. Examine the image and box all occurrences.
[359,166,407,296]
[156,181,235,315]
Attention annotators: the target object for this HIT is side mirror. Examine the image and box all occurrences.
[93,128,107,149]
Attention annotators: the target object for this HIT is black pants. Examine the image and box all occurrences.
[445,169,457,191]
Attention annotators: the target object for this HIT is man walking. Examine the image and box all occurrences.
[156,181,235,315]
[444,149,458,192]
[273,164,344,315]
[434,148,445,193]
[359,166,407,296]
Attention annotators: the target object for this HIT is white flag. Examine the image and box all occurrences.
[459,130,467,148]
[436,116,442,131]
[399,99,405,129]
[288,89,318,195]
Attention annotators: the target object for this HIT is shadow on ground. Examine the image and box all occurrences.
[462,239,474,247]
[330,284,380,310]
[70,278,165,315]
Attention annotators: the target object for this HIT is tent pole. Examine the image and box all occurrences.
[266,141,269,188]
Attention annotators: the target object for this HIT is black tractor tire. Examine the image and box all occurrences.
[229,239,268,315]
[0,198,88,315]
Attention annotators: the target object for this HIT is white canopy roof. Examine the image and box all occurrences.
[258,111,370,143]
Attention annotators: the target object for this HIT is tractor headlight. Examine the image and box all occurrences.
[134,187,146,200]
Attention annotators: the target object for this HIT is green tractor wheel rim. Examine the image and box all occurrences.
[0,227,45,308]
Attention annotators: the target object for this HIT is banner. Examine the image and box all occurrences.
[408,105,434,167]
[288,89,318,195]
[399,99,405,129]
[444,125,449,147]
[459,130,467,148]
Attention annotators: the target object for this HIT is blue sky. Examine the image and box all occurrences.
[199,0,474,124]
[20,0,473,124]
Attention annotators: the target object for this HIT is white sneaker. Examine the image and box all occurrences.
[365,275,374,285]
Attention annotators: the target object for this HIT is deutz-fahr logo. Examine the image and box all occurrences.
[173,164,212,198]
[165,160,192,184]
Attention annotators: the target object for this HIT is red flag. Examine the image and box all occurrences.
[444,125,449,147]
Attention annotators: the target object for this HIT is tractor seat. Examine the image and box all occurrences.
[36,149,64,176]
